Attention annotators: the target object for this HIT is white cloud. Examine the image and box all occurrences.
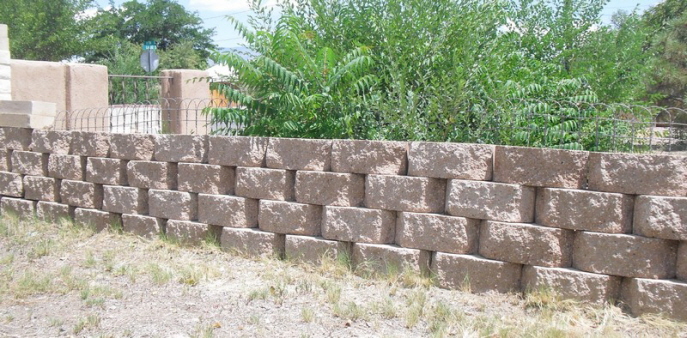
[188,0,250,12]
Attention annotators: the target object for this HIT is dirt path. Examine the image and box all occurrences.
[0,217,685,338]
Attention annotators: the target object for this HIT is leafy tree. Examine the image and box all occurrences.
[0,0,93,61]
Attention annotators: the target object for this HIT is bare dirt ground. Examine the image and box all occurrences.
[0,216,686,338]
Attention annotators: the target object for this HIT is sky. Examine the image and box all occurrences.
[93,0,665,49]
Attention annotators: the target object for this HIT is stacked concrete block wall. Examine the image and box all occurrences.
[0,128,685,321]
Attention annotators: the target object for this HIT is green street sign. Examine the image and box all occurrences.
[143,41,157,50]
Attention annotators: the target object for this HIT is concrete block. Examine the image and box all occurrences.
[74,208,121,232]
[408,142,493,180]
[678,242,686,281]
[536,188,634,234]
[522,266,621,304]
[0,36,7,51]
[220,227,285,257]
[322,206,395,244]
[0,51,9,66]
[0,101,56,118]
[178,163,234,194]
[103,186,147,215]
[258,200,322,236]
[148,189,197,221]
[331,140,408,175]
[480,221,574,267]
[494,146,589,188]
[0,198,36,219]
[446,180,535,223]
[588,152,687,196]
[60,180,103,209]
[0,112,55,129]
[573,232,677,279]
[10,59,66,110]
[86,157,128,185]
[166,220,220,246]
[122,214,163,239]
[352,243,430,275]
[36,202,72,223]
[127,161,177,189]
[109,134,155,160]
[0,148,8,171]
[23,176,60,202]
[0,172,23,197]
[365,175,445,213]
[634,196,687,241]
[66,63,108,111]
[266,138,332,171]
[0,65,10,80]
[432,253,522,293]
[621,278,687,321]
[295,171,364,207]
[208,136,268,167]
[11,151,47,176]
[70,131,110,157]
[198,194,258,228]
[2,127,32,150]
[396,212,478,254]
[286,235,349,265]
[30,130,71,154]
[48,154,85,180]
[154,134,208,163]
[235,167,294,201]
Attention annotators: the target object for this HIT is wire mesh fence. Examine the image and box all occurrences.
[52,98,687,153]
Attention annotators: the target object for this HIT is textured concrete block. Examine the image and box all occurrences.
[198,194,258,228]
[109,133,154,160]
[480,221,574,267]
[208,136,268,167]
[266,138,332,171]
[11,151,47,176]
[36,202,72,223]
[60,180,103,209]
[678,242,686,282]
[522,266,621,304]
[23,176,60,202]
[573,232,677,279]
[621,278,687,321]
[365,175,445,213]
[0,172,23,197]
[30,130,71,154]
[285,235,348,265]
[352,243,430,275]
[295,171,364,207]
[331,140,408,175]
[494,146,588,188]
[220,227,285,257]
[0,148,8,171]
[122,214,163,239]
[235,167,294,201]
[588,153,687,196]
[154,134,208,163]
[2,127,32,150]
[536,188,634,234]
[258,200,322,236]
[322,206,395,244]
[634,196,687,241]
[0,198,36,219]
[166,220,219,246]
[103,186,147,215]
[148,189,197,221]
[178,163,234,194]
[396,212,478,254]
[446,180,535,223]
[86,157,128,185]
[408,142,493,180]
[127,161,177,189]
[48,154,85,180]
[70,131,110,157]
[74,208,121,232]
[432,253,522,293]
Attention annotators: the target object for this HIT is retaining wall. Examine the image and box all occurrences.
[0,128,685,321]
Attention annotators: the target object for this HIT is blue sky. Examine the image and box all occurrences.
[93,0,665,48]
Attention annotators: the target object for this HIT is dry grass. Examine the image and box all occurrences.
[0,215,686,337]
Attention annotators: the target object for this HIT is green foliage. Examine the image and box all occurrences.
[0,0,94,61]
[646,7,687,108]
